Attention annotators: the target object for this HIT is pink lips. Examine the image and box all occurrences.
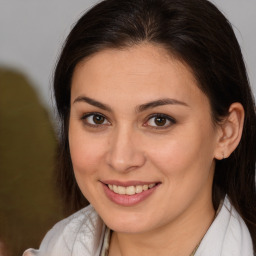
[101,180,160,207]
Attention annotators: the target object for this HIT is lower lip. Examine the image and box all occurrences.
[102,183,159,206]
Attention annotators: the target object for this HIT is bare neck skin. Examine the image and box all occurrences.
[109,192,215,256]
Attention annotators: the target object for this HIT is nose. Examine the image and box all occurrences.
[106,126,146,173]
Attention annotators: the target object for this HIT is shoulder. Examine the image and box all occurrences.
[196,196,254,256]
[23,205,106,256]
[222,198,253,248]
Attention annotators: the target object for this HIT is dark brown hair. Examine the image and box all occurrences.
[54,0,256,250]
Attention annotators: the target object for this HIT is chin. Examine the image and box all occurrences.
[100,210,155,233]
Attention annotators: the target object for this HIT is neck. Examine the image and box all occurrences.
[109,197,215,256]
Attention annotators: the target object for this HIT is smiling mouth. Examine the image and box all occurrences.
[101,181,161,206]
[107,183,157,195]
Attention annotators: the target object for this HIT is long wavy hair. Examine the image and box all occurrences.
[53,0,256,250]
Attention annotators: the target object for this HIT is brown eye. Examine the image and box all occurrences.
[82,113,109,126]
[154,117,167,126]
[93,114,105,124]
[146,114,176,129]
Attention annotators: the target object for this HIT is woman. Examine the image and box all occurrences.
[24,0,256,255]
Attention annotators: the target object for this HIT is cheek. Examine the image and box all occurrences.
[146,126,216,178]
[147,134,197,166]
[68,127,106,176]
[68,127,108,202]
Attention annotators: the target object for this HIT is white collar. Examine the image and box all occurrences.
[23,197,253,256]
[195,196,253,255]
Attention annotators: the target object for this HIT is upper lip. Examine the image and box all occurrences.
[101,180,161,187]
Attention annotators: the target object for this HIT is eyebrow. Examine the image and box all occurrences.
[137,98,189,112]
[73,96,188,112]
[73,96,112,112]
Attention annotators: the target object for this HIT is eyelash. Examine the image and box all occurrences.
[144,113,176,130]
[80,112,110,128]
[80,112,176,130]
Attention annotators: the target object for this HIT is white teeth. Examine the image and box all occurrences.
[143,185,149,191]
[108,183,156,195]
[149,183,155,188]
[135,185,143,193]
[117,186,126,195]
[126,186,136,195]
[113,185,118,193]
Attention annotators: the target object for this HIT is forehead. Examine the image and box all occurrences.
[71,43,208,108]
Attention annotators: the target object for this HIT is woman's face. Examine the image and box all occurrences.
[69,44,220,233]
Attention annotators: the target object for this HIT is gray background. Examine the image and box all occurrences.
[0,0,255,115]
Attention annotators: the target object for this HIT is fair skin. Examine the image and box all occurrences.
[69,44,244,256]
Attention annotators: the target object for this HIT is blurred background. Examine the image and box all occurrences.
[0,0,255,255]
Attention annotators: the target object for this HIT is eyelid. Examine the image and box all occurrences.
[80,112,176,130]
[144,113,176,129]
[80,112,111,127]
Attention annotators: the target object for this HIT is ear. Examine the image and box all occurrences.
[214,102,244,160]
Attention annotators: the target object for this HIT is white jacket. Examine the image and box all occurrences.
[23,197,254,256]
